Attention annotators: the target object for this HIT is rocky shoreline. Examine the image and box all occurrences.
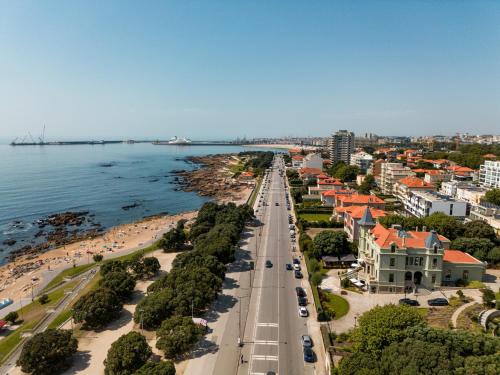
[175,154,253,203]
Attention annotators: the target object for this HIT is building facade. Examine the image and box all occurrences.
[329,130,355,164]
[350,151,374,173]
[479,160,500,188]
[407,191,468,218]
[379,163,415,195]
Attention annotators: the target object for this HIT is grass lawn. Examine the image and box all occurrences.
[42,263,96,292]
[248,177,262,208]
[0,318,41,364]
[321,291,350,320]
[298,213,332,222]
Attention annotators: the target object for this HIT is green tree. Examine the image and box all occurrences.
[350,304,424,355]
[424,212,464,240]
[462,220,497,241]
[379,338,453,375]
[4,311,18,324]
[451,237,494,261]
[357,175,376,194]
[484,188,500,206]
[156,316,204,359]
[141,257,161,278]
[101,260,127,276]
[311,272,323,286]
[134,288,174,330]
[481,288,496,306]
[93,254,104,262]
[104,332,152,375]
[159,227,187,252]
[73,288,123,329]
[134,361,176,375]
[17,329,77,375]
[313,231,349,257]
[335,165,360,182]
[487,247,500,265]
[99,271,136,300]
[338,351,380,375]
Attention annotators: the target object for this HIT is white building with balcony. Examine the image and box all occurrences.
[407,191,468,218]
[479,160,500,188]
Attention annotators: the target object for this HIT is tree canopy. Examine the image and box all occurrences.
[484,188,500,206]
[99,271,136,300]
[133,361,176,375]
[73,288,123,329]
[104,332,152,375]
[17,329,78,375]
[156,316,204,358]
[313,231,350,257]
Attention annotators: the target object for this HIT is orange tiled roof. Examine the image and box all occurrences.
[323,159,332,165]
[397,176,433,188]
[299,167,322,175]
[443,250,482,264]
[292,155,304,160]
[482,154,497,159]
[240,171,254,177]
[318,178,343,185]
[370,223,449,249]
[337,194,385,205]
[344,205,386,220]
[317,173,329,179]
[447,165,474,173]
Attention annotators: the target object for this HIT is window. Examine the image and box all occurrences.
[389,273,394,283]
[405,257,408,266]
[390,244,396,253]
[445,269,451,280]
[390,258,395,267]
[432,258,437,269]
[463,270,469,280]
[409,257,414,266]
[431,274,436,283]
[433,244,438,254]
[420,257,424,266]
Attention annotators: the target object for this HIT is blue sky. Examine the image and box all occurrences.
[0,0,499,140]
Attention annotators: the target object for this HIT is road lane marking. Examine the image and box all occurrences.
[252,355,279,361]
[254,340,279,345]
[256,322,278,327]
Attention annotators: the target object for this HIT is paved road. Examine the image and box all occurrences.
[238,156,315,375]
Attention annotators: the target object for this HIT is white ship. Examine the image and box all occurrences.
[168,136,192,145]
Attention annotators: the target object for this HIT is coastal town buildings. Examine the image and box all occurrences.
[379,163,415,195]
[356,213,485,293]
[301,153,324,170]
[440,181,487,204]
[394,176,435,213]
[350,150,373,173]
[479,160,500,188]
[334,194,385,220]
[468,201,500,236]
[329,130,354,164]
[343,205,386,242]
[406,191,468,218]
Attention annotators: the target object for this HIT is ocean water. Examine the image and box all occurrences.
[0,142,269,263]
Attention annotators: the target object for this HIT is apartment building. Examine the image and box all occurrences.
[356,220,485,293]
[329,130,355,164]
[440,181,487,204]
[394,176,435,212]
[407,191,468,218]
[479,160,500,188]
[350,151,373,173]
[343,205,386,242]
[469,201,500,236]
[301,153,324,170]
[379,163,415,195]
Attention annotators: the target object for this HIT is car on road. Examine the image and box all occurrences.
[427,298,449,306]
[297,296,307,306]
[285,263,293,270]
[295,287,306,297]
[399,298,420,306]
[266,372,276,375]
[303,347,314,363]
[265,260,273,268]
[292,258,300,265]
[298,306,309,317]
[294,270,303,279]
[275,202,279,206]
[301,334,313,347]
[293,263,301,271]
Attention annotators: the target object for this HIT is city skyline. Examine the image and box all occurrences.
[1,1,499,139]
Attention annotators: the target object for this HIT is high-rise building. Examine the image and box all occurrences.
[329,130,354,164]
[479,160,500,188]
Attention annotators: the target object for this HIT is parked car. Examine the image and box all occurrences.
[428,298,448,306]
[298,296,307,306]
[265,260,273,268]
[285,263,293,271]
[298,307,309,317]
[293,263,301,271]
[301,334,313,347]
[293,258,300,265]
[294,270,303,279]
[275,202,279,206]
[295,287,306,297]
[303,347,314,363]
[399,298,420,306]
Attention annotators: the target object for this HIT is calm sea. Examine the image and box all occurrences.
[0,142,271,263]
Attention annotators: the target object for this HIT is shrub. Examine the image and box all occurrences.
[38,294,49,305]
[73,288,123,329]
[99,271,136,300]
[4,311,18,324]
[93,254,104,262]
[311,272,323,286]
[156,315,204,358]
[133,361,176,375]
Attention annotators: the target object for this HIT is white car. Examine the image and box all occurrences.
[298,307,309,317]
[293,263,301,271]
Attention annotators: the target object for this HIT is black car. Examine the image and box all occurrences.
[428,298,449,306]
[399,298,420,306]
[265,260,273,268]
[275,202,279,206]
[285,263,293,271]
[298,296,307,306]
[294,270,303,279]
[303,347,314,363]
[293,258,300,265]
[295,286,306,297]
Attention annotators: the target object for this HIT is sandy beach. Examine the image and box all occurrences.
[0,212,198,302]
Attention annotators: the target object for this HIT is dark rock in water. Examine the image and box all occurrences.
[175,158,185,161]
[122,202,141,210]
[113,176,123,179]
[0,248,3,252]
[3,239,16,246]
[98,162,116,167]
[34,230,45,238]
[173,177,179,182]
[149,178,159,182]
[169,169,186,174]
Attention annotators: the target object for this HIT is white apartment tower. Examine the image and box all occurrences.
[330,130,355,164]
[479,160,500,188]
